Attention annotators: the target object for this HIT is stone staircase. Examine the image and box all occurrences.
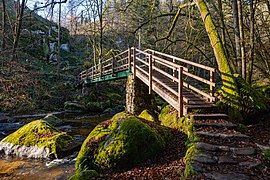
[188,113,267,179]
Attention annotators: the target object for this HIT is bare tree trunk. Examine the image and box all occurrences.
[11,0,26,60]
[232,0,241,74]
[99,0,103,62]
[1,0,6,50]
[247,0,255,84]
[266,0,270,14]
[57,0,62,76]
[237,0,246,79]
[194,0,239,98]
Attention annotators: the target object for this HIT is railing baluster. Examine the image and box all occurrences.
[149,54,153,94]
[178,67,183,117]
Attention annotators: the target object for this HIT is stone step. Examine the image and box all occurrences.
[204,172,250,180]
[195,142,256,155]
[196,131,250,139]
[194,122,237,129]
[185,104,218,113]
[191,113,228,120]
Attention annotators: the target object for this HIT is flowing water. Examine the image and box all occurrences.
[0,115,110,180]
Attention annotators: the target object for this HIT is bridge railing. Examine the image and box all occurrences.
[79,47,215,117]
[79,49,130,83]
[144,48,215,103]
[131,47,215,116]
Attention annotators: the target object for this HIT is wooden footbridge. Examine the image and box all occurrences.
[79,47,216,117]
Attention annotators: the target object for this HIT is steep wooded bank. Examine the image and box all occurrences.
[1,0,270,120]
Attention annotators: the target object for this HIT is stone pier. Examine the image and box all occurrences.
[126,75,157,115]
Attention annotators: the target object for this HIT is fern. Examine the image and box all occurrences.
[217,75,269,120]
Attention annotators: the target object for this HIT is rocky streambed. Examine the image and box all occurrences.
[0,110,188,180]
[0,113,107,179]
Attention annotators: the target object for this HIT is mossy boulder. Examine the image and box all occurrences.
[86,102,103,112]
[138,109,157,122]
[43,114,63,126]
[69,170,99,180]
[64,101,85,111]
[75,112,170,173]
[159,105,193,135]
[0,120,74,159]
[159,105,178,127]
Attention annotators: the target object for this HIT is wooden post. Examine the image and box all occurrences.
[128,47,131,71]
[178,67,183,117]
[92,66,94,79]
[112,57,115,74]
[210,70,214,102]
[149,54,153,94]
[86,69,89,80]
[133,47,136,78]
[100,62,102,77]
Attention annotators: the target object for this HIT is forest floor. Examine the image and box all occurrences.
[248,114,270,147]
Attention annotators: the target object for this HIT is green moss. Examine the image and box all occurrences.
[69,170,99,180]
[1,120,73,157]
[86,102,103,112]
[75,112,169,173]
[159,105,178,127]
[159,105,194,136]
[138,109,157,122]
[262,150,270,161]
[236,124,248,133]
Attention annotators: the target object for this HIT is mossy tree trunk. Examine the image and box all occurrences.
[194,0,239,99]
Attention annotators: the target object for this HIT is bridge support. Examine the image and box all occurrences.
[126,75,157,115]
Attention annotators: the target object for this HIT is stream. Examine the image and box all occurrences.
[0,115,110,179]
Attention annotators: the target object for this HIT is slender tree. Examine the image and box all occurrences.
[237,0,246,79]
[1,0,6,50]
[232,0,241,74]
[57,0,62,76]
[247,0,255,84]
[11,0,26,60]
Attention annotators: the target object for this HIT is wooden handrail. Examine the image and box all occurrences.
[145,49,215,72]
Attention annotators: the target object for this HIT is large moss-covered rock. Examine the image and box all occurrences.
[75,112,170,173]
[0,120,74,159]
[70,170,99,180]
